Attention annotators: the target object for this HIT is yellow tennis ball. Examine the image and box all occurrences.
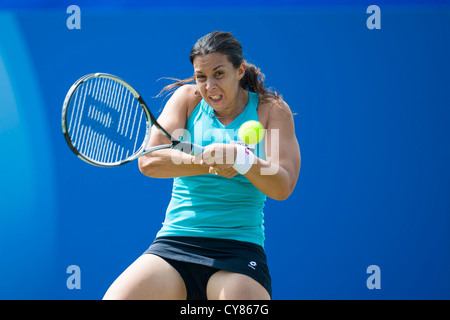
[238,120,265,145]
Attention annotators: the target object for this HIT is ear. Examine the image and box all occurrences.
[237,63,246,81]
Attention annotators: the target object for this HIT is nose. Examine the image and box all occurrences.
[205,78,217,90]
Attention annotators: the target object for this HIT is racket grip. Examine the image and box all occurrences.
[174,141,205,156]
[191,143,205,156]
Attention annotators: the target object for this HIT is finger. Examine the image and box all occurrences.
[210,163,233,170]
[201,148,217,166]
[215,167,238,178]
[221,170,238,178]
[223,167,239,178]
[193,152,213,166]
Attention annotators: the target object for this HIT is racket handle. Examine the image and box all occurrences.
[174,141,205,156]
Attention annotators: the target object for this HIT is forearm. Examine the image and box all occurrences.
[244,157,296,200]
[195,143,298,200]
[138,149,209,178]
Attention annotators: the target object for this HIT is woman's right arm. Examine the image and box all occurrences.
[138,85,210,178]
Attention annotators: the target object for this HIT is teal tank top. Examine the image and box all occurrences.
[156,91,267,247]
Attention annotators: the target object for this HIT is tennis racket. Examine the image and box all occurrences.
[62,73,204,167]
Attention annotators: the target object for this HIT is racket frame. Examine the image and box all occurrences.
[62,73,200,167]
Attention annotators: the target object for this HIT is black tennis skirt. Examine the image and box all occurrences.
[143,236,271,299]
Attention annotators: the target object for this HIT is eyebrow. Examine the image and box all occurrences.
[195,64,225,74]
[213,65,225,70]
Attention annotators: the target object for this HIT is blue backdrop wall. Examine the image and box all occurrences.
[0,1,449,299]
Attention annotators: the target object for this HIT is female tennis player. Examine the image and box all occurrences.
[103,31,301,300]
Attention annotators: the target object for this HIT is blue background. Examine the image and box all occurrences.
[0,1,449,299]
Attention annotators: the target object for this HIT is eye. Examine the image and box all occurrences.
[195,74,206,82]
[215,71,224,77]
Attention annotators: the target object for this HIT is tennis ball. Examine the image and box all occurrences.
[238,120,265,145]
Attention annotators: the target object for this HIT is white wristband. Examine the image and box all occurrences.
[232,145,255,175]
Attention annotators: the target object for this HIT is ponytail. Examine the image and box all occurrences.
[156,76,195,98]
[240,61,280,101]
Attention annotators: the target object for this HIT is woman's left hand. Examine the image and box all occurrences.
[192,143,239,178]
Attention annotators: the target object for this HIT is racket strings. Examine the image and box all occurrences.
[67,77,147,164]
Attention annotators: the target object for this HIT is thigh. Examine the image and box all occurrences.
[206,270,271,300]
[103,254,187,300]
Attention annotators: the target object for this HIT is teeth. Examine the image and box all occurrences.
[210,95,221,100]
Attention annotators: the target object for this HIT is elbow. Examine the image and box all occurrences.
[273,160,300,200]
[269,173,298,201]
[277,193,291,201]
[138,156,160,177]
[269,184,294,201]
[271,189,292,201]
[267,166,298,201]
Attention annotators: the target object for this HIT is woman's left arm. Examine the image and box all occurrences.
[197,99,301,200]
[244,100,301,200]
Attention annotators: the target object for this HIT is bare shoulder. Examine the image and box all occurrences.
[258,96,294,128]
[170,84,201,106]
[160,84,201,120]
[168,84,201,117]
[170,83,197,98]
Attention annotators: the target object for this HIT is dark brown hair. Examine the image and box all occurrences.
[158,31,280,100]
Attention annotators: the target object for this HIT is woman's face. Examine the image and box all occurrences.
[193,52,245,113]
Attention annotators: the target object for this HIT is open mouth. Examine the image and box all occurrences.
[209,94,223,103]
